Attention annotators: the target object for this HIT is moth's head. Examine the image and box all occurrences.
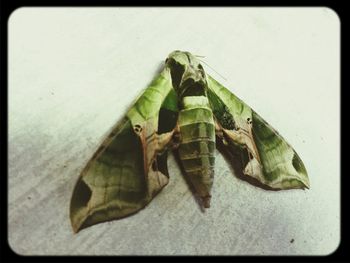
[165,50,207,97]
[166,50,199,65]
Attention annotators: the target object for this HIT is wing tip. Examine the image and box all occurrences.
[301,176,310,189]
[71,221,81,234]
[70,207,88,233]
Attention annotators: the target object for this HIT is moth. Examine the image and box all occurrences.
[70,50,309,233]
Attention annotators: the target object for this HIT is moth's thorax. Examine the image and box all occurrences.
[166,50,207,97]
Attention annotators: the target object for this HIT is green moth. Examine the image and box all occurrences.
[70,50,309,232]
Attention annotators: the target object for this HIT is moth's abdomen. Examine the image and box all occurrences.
[177,96,215,208]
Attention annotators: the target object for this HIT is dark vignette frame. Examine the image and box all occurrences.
[0,1,345,262]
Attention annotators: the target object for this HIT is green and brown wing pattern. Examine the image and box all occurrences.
[206,75,309,190]
[70,68,178,232]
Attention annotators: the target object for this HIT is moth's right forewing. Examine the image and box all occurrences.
[207,75,309,190]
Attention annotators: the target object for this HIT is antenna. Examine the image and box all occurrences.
[195,55,227,81]
[194,54,206,58]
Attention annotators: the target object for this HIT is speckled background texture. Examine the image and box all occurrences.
[8,7,340,255]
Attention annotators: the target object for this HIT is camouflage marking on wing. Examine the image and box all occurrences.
[206,75,309,189]
[70,67,178,232]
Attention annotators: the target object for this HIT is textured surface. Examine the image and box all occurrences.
[8,7,340,255]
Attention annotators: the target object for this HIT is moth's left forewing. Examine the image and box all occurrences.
[206,75,309,190]
[70,67,178,232]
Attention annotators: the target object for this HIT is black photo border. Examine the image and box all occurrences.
[1,1,346,262]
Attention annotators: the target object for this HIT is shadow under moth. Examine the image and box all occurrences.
[70,50,309,233]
